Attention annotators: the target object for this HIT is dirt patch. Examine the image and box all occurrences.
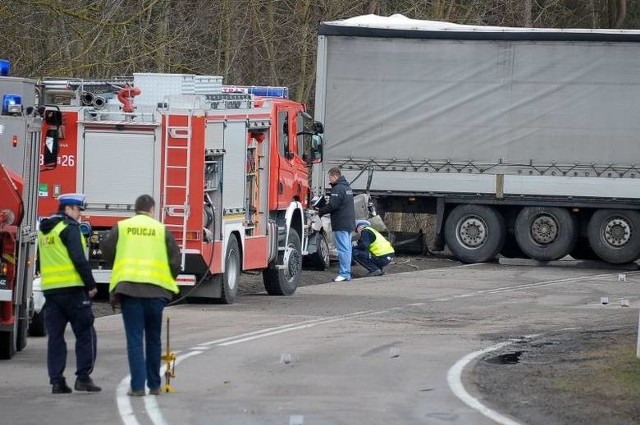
[472,325,640,425]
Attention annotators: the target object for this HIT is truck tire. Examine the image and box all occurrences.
[305,232,330,271]
[444,205,505,263]
[514,207,578,261]
[587,209,640,264]
[263,228,301,296]
[219,236,240,304]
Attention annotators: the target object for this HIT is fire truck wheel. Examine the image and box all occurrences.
[220,236,240,304]
[263,228,301,296]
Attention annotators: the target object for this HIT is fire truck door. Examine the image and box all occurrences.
[275,108,303,209]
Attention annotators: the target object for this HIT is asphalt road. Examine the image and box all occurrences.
[2,259,639,425]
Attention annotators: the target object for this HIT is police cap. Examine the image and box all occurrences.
[355,219,371,229]
[58,193,86,210]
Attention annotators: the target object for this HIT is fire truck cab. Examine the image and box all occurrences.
[38,74,324,303]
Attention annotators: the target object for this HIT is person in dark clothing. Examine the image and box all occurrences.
[353,219,395,277]
[317,167,355,281]
[102,194,181,396]
[38,193,101,394]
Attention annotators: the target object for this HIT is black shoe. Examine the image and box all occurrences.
[52,380,73,394]
[366,269,384,277]
[74,377,102,392]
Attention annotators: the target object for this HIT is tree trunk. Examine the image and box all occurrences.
[523,0,532,27]
[616,0,627,28]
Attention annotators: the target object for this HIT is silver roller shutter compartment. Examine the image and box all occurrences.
[83,131,155,205]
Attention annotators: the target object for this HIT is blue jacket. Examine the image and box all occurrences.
[318,176,355,232]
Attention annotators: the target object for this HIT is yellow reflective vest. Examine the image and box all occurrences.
[38,221,86,290]
[109,214,178,294]
[364,226,395,257]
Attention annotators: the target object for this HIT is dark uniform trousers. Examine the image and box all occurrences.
[44,289,97,385]
[353,248,394,273]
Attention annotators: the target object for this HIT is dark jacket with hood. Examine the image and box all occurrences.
[318,175,355,232]
[38,213,97,294]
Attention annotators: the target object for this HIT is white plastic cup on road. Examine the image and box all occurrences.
[618,273,627,282]
[600,297,609,305]
[620,299,630,307]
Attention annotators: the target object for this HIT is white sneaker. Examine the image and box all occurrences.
[333,275,350,282]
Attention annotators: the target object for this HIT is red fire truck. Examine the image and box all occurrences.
[38,73,325,303]
[0,60,59,358]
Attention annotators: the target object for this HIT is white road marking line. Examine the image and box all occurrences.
[447,341,523,425]
[116,375,138,425]
[197,311,370,347]
[220,312,373,346]
[144,396,167,425]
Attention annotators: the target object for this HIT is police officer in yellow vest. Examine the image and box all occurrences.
[102,194,180,397]
[38,193,101,394]
[352,219,395,277]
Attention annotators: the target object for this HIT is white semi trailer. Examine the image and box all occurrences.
[313,14,640,264]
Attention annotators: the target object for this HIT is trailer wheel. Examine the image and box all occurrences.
[514,207,577,261]
[219,236,240,304]
[587,209,640,264]
[444,205,505,263]
[263,228,301,296]
[304,231,330,271]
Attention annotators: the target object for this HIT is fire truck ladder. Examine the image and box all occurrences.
[161,109,194,267]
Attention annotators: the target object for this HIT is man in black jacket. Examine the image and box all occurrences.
[317,167,355,282]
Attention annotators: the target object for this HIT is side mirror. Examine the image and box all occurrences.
[312,121,324,134]
[42,128,59,170]
[310,134,323,164]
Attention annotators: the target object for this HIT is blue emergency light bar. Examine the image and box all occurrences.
[2,94,22,115]
[222,85,289,99]
[0,59,9,76]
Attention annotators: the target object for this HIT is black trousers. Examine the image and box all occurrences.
[353,247,393,273]
[44,289,97,385]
